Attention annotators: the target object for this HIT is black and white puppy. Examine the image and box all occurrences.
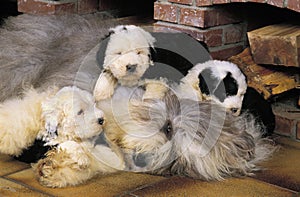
[180,60,275,136]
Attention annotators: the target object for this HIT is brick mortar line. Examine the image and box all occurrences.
[155,21,248,33]
[208,42,244,51]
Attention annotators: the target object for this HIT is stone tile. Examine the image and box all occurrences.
[7,169,166,197]
[254,136,300,192]
[0,154,30,176]
[0,177,48,197]
[130,176,296,196]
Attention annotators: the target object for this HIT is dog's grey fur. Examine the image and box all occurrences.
[0,13,119,101]
[102,86,276,180]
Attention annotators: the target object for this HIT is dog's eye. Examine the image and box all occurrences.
[137,51,143,55]
[98,118,104,125]
[116,52,122,55]
[161,120,173,140]
[77,109,84,115]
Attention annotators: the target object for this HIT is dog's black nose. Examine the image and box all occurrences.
[98,118,104,125]
[126,64,137,72]
[231,108,238,113]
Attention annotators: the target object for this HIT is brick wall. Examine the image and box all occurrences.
[153,0,300,59]
[17,0,153,17]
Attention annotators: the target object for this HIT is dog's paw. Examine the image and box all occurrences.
[94,69,117,101]
[34,158,65,188]
[142,79,169,100]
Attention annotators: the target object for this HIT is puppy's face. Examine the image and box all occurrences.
[42,86,105,143]
[183,60,247,116]
[104,25,156,86]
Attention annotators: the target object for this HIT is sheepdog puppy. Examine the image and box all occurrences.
[180,60,247,116]
[93,25,156,101]
[97,84,275,181]
[0,86,123,187]
[180,60,275,135]
[0,86,102,156]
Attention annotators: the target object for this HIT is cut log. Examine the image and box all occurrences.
[247,24,300,67]
[229,48,298,100]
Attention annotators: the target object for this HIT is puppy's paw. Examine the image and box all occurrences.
[142,78,169,100]
[33,158,65,188]
[94,69,118,101]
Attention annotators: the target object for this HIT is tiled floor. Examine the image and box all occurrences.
[0,135,299,197]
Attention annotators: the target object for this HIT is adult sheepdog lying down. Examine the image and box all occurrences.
[97,84,276,181]
[0,13,119,102]
[93,25,156,101]
[0,86,123,188]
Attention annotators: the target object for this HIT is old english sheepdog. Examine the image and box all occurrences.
[97,84,276,181]
[0,14,120,102]
[180,60,275,135]
[180,60,247,116]
[0,86,124,188]
[93,25,156,101]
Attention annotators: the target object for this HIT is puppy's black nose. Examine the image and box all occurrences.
[98,118,104,125]
[231,108,238,113]
[126,64,137,72]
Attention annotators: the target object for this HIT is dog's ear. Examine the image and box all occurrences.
[93,69,118,101]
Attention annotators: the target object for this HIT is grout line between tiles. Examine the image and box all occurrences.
[116,177,170,197]
[247,177,299,194]
[1,176,55,197]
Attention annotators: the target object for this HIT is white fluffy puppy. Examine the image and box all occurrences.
[0,86,103,156]
[0,86,123,188]
[179,60,247,116]
[93,25,156,101]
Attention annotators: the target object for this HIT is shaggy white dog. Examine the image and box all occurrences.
[179,60,247,116]
[0,86,123,188]
[93,25,156,101]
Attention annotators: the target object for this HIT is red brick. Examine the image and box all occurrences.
[169,0,193,5]
[287,0,300,13]
[154,22,223,47]
[154,2,178,23]
[18,0,76,15]
[195,0,213,6]
[230,0,248,2]
[223,24,245,44]
[78,0,98,14]
[212,0,230,4]
[179,7,205,27]
[210,44,244,60]
[267,0,285,8]
[274,115,294,136]
[179,7,242,28]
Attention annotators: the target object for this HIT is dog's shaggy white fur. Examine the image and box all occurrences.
[93,25,156,101]
[97,84,275,180]
[180,60,247,116]
[0,86,123,187]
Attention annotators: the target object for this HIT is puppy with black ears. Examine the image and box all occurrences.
[180,60,247,116]
[94,25,156,101]
[180,60,275,136]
